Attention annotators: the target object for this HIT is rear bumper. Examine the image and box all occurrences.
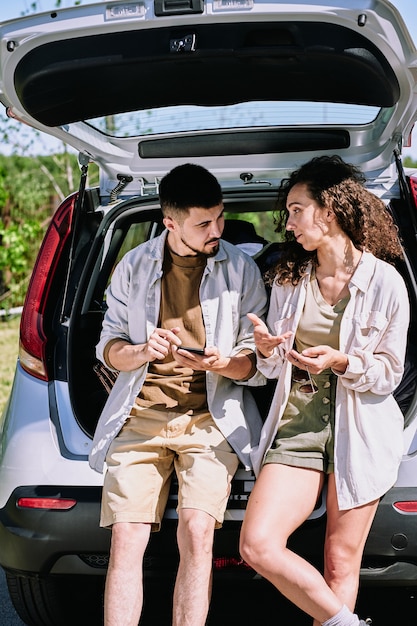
[0,483,324,579]
[1,485,417,586]
[360,486,417,586]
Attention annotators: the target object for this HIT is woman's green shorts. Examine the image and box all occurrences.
[264,368,337,473]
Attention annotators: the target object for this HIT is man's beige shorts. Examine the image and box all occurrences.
[100,405,239,530]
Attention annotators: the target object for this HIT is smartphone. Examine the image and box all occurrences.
[180,347,205,355]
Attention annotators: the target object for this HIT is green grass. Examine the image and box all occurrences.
[0,316,20,415]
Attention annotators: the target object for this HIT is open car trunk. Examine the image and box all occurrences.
[61,185,417,446]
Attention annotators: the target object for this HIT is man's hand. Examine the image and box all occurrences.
[247,313,293,358]
[144,327,182,361]
[173,346,228,371]
[173,346,254,380]
[107,327,182,371]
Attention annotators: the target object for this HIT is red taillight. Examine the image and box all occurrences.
[410,175,417,211]
[17,497,77,511]
[19,195,76,381]
[213,557,252,571]
[393,501,417,513]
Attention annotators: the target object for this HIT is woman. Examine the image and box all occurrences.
[240,155,409,626]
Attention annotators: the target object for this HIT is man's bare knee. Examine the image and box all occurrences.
[177,510,216,555]
[109,522,151,564]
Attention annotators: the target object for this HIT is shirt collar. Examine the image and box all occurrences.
[305,251,376,293]
[348,251,377,293]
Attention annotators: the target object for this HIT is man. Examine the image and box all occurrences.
[89,163,267,626]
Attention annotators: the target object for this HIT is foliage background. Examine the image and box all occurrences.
[0,150,99,309]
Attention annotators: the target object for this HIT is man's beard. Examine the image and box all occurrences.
[180,236,220,257]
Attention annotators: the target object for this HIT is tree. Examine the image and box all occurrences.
[404,156,417,168]
[0,152,98,310]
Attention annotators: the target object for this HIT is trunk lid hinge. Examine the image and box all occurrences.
[109,174,134,203]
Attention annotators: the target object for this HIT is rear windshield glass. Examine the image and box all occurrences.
[86,102,380,137]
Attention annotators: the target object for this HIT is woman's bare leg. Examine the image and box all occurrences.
[312,475,378,626]
[240,463,345,624]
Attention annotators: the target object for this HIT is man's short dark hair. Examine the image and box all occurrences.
[159,163,222,217]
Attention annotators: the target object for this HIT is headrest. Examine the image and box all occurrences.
[222,219,268,246]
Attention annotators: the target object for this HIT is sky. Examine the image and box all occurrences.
[0,0,416,158]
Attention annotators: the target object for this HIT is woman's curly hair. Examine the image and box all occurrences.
[268,155,403,286]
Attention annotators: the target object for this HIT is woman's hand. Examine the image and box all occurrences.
[287,345,348,374]
[247,313,293,358]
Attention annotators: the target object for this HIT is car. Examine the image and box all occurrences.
[0,0,417,624]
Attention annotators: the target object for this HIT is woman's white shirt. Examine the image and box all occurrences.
[251,251,410,510]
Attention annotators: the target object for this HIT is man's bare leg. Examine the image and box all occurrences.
[173,509,216,626]
[104,521,151,626]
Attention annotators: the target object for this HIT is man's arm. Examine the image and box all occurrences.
[105,327,181,372]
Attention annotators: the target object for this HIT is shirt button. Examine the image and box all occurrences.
[321,414,330,423]
[322,397,330,405]
[323,381,331,389]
